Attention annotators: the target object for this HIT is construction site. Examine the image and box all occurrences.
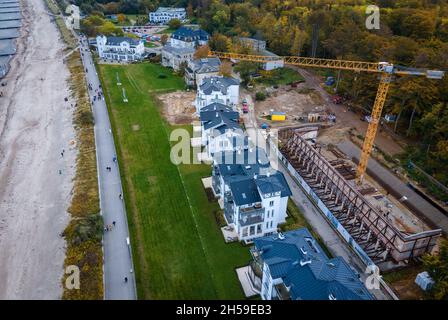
[206,50,447,276]
[275,127,442,270]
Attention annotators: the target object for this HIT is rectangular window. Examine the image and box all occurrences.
[270,221,273,228]
[250,226,255,235]
[269,201,274,207]
[266,222,269,229]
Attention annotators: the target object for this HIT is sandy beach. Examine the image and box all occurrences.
[0,0,76,299]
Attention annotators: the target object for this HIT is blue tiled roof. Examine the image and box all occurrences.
[229,178,261,206]
[253,228,373,300]
[255,172,292,198]
[171,26,209,42]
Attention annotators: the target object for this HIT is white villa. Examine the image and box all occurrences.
[149,7,187,24]
[161,26,209,71]
[96,35,145,62]
[195,76,240,112]
[212,148,292,243]
[238,37,284,71]
[199,103,248,158]
[250,229,374,300]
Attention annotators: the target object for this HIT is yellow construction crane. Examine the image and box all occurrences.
[209,51,445,184]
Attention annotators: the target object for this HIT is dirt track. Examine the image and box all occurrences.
[0,0,76,299]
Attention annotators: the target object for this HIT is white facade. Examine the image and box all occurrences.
[149,7,187,24]
[202,129,246,158]
[161,46,195,71]
[212,158,291,242]
[170,37,195,48]
[195,78,240,112]
[96,35,145,62]
[263,59,285,71]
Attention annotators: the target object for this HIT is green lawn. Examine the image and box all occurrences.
[157,27,176,34]
[97,62,250,299]
[144,42,157,48]
[257,67,305,86]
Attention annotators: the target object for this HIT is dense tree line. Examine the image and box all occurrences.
[75,0,448,189]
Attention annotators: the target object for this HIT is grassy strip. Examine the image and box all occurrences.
[98,62,250,299]
[45,0,77,49]
[62,52,103,300]
[45,0,103,300]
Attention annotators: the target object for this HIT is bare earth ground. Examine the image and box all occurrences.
[159,91,196,125]
[0,0,76,299]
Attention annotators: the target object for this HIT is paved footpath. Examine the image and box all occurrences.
[79,37,137,300]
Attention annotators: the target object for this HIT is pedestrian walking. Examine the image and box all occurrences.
[119,193,123,200]
[124,277,128,283]
[112,221,116,227]
[113,156,117,162]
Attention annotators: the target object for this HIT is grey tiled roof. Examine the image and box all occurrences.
[162,44,195,55]
[191,57,221,74]
[105,36,141,46]
[200,76,240,95]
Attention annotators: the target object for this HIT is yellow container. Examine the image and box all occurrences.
[271,114,286,121]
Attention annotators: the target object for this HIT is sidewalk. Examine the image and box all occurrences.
[79,37,137,300]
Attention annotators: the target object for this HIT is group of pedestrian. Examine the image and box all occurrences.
[106,166,112,172]
[61,149,65,158]
[104,220,116,232]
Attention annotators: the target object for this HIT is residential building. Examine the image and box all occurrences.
[149,7,187,24]
[185,57,221,87]
[212,148,292,242]
[195,76,240,112]
[238,37,284,71]
[161,45,195,71]
[96,35,145,62]
[250,228,374,300]
[161,27,209,72]
[199,102,247,158]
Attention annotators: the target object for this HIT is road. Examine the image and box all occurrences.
[240,93,390,300]
[338,140,448,234]
[79,37,137,300]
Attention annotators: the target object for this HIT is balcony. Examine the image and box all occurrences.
[224,200,235,224]
[239,207,265,227]
[212,175,221,196]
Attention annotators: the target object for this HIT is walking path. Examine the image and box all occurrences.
[78,37,137,300]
